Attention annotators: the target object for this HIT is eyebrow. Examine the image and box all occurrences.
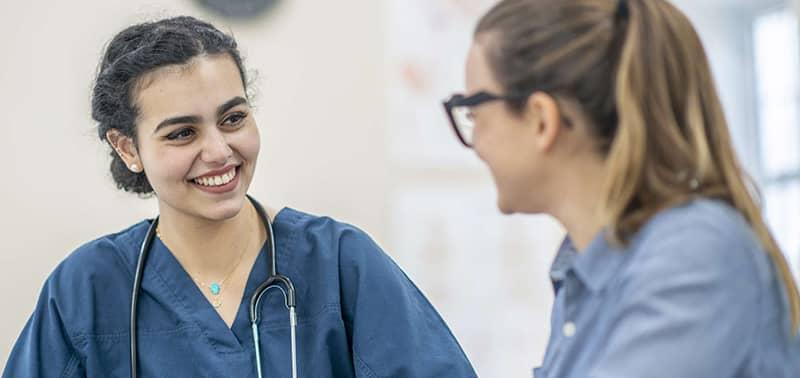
[217,96,248,119]
[153,96,250,134]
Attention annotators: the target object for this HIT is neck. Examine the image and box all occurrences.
[547,155,608,252]
[157,198,263,277]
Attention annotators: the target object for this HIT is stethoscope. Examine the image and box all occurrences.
[130,196,298,378]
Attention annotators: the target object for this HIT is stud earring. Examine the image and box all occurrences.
[130,163,141,173]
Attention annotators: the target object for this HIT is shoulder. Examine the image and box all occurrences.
[42,221,152,327]
[638,198,754,244]
[55,220,151,284]
[610,198,774,324]
[277,208,375,240]
[276,207,386,262]
[628,198,765,275]
[277,207,407,292]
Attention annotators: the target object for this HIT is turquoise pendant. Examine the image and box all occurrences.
[210,282,221,295]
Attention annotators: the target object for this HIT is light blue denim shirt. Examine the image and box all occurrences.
[534,198,800,378]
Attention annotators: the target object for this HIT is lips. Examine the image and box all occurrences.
[189,165,241,194]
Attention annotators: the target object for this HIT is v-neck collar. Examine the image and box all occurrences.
[142,207,291,353]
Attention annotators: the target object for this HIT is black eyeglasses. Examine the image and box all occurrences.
[442,91,531,148]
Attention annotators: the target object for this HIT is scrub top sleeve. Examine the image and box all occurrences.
[337,228,476,378]
[3,272,85,378]
[589,227,760,378]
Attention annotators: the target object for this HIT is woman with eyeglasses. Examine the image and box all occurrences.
[443,0,800,376]
[4,16,476,378]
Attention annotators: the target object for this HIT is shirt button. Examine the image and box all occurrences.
[562,322,576,337]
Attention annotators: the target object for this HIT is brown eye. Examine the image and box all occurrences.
[167,128,195,140]
[222,112,247,127]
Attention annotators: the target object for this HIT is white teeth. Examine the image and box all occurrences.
[193,169,236,187]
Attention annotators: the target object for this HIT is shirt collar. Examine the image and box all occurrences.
[549,230,627,293]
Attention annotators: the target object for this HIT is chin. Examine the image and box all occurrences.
[206,205,241,221]
[203,195,247,221]
[496,195,517,215]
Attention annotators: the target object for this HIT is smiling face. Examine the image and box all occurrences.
[465,41,546,214]
[112,53,259,222]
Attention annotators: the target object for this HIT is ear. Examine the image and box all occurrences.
[106,129,143,173]
[526,92,565,152]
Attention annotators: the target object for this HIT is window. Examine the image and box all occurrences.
[753,5,800,279]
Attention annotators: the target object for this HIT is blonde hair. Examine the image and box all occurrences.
[476,0,800,333]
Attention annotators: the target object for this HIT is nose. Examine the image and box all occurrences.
[200,128,233,165]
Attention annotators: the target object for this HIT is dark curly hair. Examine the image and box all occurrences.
[92,16,248,194]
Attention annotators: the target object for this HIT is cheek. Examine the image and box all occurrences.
[473,110,507,154]
[139,143,195,185]
[225,125,260,169]
[472,116,489,144]
[236,126,260,160]
[473,106,510,143]
[146,151,194,184]
[475,117,531,178]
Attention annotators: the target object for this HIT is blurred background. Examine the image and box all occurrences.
[1,0,798,376]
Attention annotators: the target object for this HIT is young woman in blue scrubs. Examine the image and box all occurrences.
[443,0,800,376]
[4,16,476,377]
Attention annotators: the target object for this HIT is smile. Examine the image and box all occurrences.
[192,166,238,187]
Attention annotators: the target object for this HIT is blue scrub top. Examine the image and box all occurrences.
[534,199,800,378]
[4,208,477,377]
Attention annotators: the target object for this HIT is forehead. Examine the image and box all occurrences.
[134,54,246,122]
[465,40,503,94]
